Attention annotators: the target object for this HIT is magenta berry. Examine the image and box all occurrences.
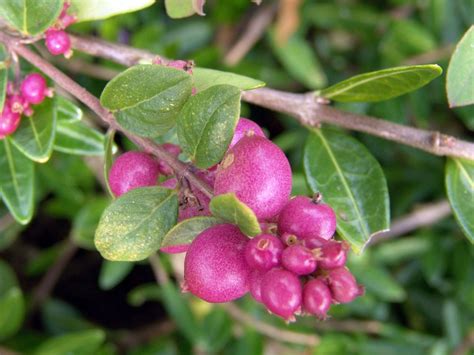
[280,232,300,247]
[303,235,328,249]
[244,234,284,271]
[214,135,292,220]
[315,241,348,269]
[303,279,332,319]
[157,143,181,176]
[327,267,364,304]
[281,245,317,275]
[249,269,265,303]
[0,103,21,139]
[261,268,302,321]
[108,151,160,197]
[229,117,265,150]
[20,73,48,105]
[45,29,72,56]
[278,196,336,241]
[184,224,250,303]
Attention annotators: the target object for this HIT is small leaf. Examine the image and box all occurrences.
[10,99,57,162]
[72,197,109,249]
[35,329,106,355]
[447,26,474,108]
[209,193,261,237]
[0,44,7,112]
[57,96,82,122]
[104,130,116,198]
[193,68,265,92]
[320,64,443,102]
[0,0,63,35]
[42,299,93,335]
[177,84,241,168]
[99,260,134,290]
[0,139,35,224]
[0,288,25,341]
[54,120,105,156]
[95,187,178,261]
[70,0,155,22]
[162,216,222,248]
[165,0,195,18]
[127,283,161,306]
[304,128,389,252]
[446,158,474,243]
[101,65,193,138]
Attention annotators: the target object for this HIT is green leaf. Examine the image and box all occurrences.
[209,193,261,237]
[165,0,195,18]
[70,0,155,22]
[200,308,232,353]
[57,96,82,122]
[104,130,116,198]
[193,68,265,92]
[269,32,327,89]
[442,300,462,348]
[0,287,25,341]
[127,283,161,306]
[35,329,106,355]
[54,120,105,156]
[446,158,474,243]
[304,129,389,253]
[0,0,63,35]
[10,99,57,162]
[0,259,18,295]
[42,299,93,335]
[99,260,134,290]
[101,65,193,137]
[447,26,474,108]
[0,139,35,224]
[161,216,222,249]
[177,84,241,168]
[0,44,7,112]
[95,187,178,261]
[320,64,443,102]
[72,197,109,249]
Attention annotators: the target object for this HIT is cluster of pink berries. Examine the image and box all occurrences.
[108,115,363,321]
[0,73,52,139]
[44,2,76,57]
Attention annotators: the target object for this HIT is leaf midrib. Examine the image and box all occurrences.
[454,159,474,189]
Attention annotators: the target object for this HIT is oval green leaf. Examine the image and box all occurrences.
[193,68,265,92]
[70,0,155,22]
[0,139,34,224]
[161,216,222,249]
[165,0,195,18]
[209,193,261,237]
[0,287,25,341]
[10,99,57,162]
[72,197,109,249]
[447,26,474,108]
[101,65,193,138]
[35,329,106,355]
[54,120,105,156]
[177,84,241,168]
[0,0,63,35]
[446,158,474,243]
[320,64,442,102]
[99,260,134,290]
[95,187,178,261]
[104,129,116,198]
[57,96,82,122]
[304,128,390,253]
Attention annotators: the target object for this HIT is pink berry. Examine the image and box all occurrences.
[281,245,317,275]
[184,224,250,303]
[0,102,21,139]
[20,73,48,105]
[278,196,336,241]
[327,267,364,304]
[214,136,292,220]
[45,29,72,56]
[249,269,265,302]
[109,151,160,197]
[303,235,328,249]
[157,143,181,176]
[303,279,332,319]
[280,232,300,247]
[261,269,302,321]
[9,94,30,114]
[244,234,284,271]
[315,241,348,269]
[229,118,265,150]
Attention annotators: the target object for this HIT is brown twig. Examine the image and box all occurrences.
[148,254,169,284]
[452,330,474,355]
[403,45,454,65]
[313,319,383,334]
[369,200,452,245]
[0,213,15,232]
[62,33,474,161]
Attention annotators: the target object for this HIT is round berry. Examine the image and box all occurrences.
[261,268,302,321]
[249,269,265,303]
[109,151,160,197]
[244,234,284,271]
[281,245,317,275]
[157,143,181,175]
[184,224,250,303]
[303,279,332,319]
[280,232,300,247]
[303,235,328,249]
[20,73,48,105]
[278,196,336,241]
[229,118,265,150]
[214,136,292,220]
[315,241,348,269]
[0,103,21,139]
[327,267,364,304]
[45,29,72,56]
